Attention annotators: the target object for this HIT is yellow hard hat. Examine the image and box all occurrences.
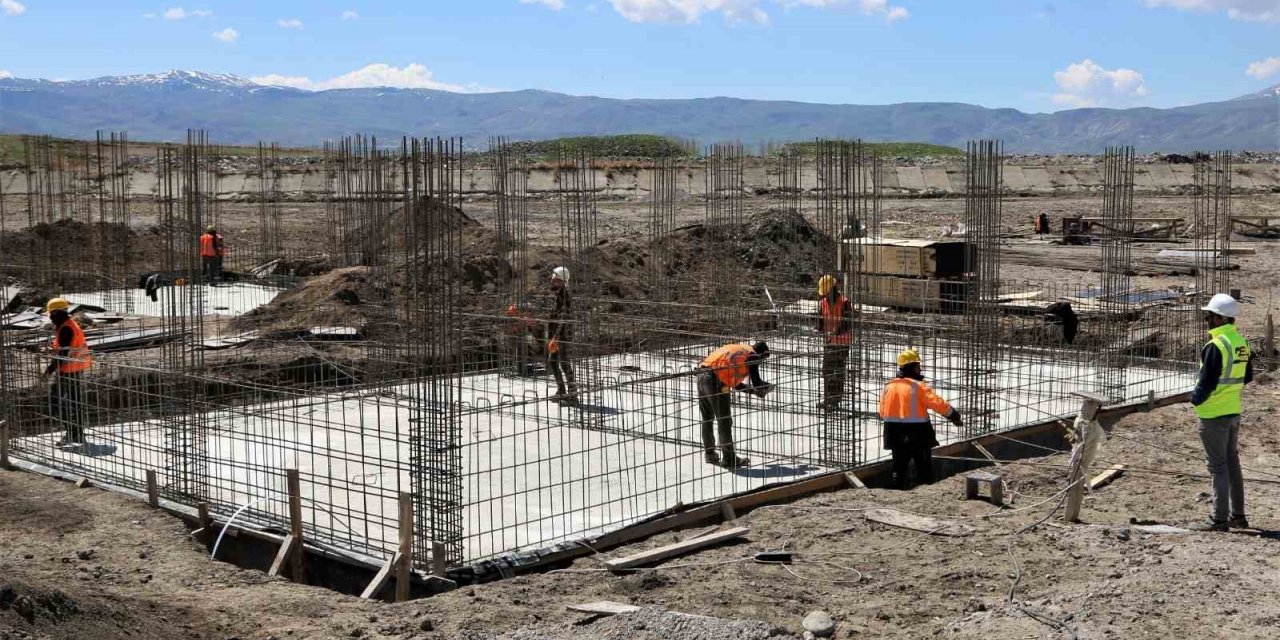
[818,274,836,297]
[896,348,921,367]
[206,225,216,233]
[46,297,70,314]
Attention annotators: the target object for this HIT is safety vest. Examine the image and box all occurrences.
[200,233,224,258]
[1195,324,1250,419]
[52,318,93,374]
[820,295,851,346]
[702,343,755,388]
[879,377,951,423]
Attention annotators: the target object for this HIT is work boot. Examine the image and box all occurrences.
[1190,519,1228,532]
[1229,515,1251,529]
[722,455,750,469]
[704,451,721,466]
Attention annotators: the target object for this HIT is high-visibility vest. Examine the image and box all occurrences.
[1195,324,1250,419]
[702,343,755,388]
[879,377,951,423]
[52,318,93,374]
[820,295,851,346]
[200,233,224,258]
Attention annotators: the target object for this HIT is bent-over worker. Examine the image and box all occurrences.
[41,298,93,448]
[816,274,853,410]
[879,349,961,489]
[199,225,225,284]
[697,341,772,468]
[1190,293,1254,532]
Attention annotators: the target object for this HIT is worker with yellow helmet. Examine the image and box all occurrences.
[878,348,961,489]
[816,274,854,410]
[199,224,225,284]
[41,297,93,448]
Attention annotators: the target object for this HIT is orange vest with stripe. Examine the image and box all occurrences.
[200,233,223,258]
[820,295,851,345]
[879,377,951,423]
[52,318,93,374]
[702,343,755,388]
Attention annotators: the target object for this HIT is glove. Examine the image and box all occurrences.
[547,337,559,354]
[753,384,774,398]
[948,410,963,427]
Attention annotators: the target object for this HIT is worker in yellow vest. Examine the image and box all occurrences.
[816,274,853,410]
[696,341,772,468]
[879,349,961,489]
[40,298,93,448]
[1189,293,1254,532]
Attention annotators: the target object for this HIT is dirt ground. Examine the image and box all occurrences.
[6,191,1280,639]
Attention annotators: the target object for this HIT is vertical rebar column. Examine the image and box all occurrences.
[1193,152,1233,296]
[704,142,745,333]
[1098,146,1135,401]
[961,140,1003,437]
[649,153,677,299]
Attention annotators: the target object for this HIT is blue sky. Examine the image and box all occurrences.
[0,0,1278,112]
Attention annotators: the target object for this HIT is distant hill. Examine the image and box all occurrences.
[0,70,1277,153]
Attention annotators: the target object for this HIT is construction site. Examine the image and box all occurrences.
[2,132,1280,640]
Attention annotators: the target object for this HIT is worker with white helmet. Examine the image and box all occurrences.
[1190,293,1254,532]
[41,298,93,448]
[879,349,961,489]
[546,266,579,405]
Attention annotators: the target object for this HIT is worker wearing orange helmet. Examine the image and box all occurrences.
[816,274,853,410]
[40,298,93,448]
[879,348,961,489]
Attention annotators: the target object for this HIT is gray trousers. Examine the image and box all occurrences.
[1198,415,1245,523]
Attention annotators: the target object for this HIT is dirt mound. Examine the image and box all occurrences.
[0,219,167,270]
[229,266,386,335]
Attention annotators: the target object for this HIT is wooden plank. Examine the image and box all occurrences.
[0,422,11,470]
[74,477,91,489]
[431,541,448,579]
[396,494,413,602]
[844,472,867,489]
[268,533,298,577]
[864,508,972,536]
[361,552,401,600]
[1089,464,1126,490]
[720,502,737,522]
[145,470,159,508]
[567,601,641,616]
[286,469,306,582]
[973,443,997,463]
[604,527,749,570]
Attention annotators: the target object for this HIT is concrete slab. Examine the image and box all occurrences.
[63,282,283,317]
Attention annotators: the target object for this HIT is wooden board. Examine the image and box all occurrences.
[863,508,973,536]
[360,552,401,599]
[267,533,299,577]
[603,527,749,570]
[1089,464,1126,490]
[567,601,641,616]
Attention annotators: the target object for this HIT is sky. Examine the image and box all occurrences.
[0,0,1278,112]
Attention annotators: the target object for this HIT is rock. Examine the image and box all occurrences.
[803,610,836,637]
[1116,529,1131,542]
[419,619,434,632]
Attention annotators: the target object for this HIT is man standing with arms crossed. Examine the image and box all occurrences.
[1190,293,1254,532]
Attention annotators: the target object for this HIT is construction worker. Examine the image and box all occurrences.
[1189,293,1254,532]
[816,274,853,410]
[547,266,579,405]
[40,298,93,448]
[879,349,961,489]
[199,224,225,284]
[696,341,772,468]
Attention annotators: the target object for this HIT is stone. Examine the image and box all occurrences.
[803,610,836,637]
[419,619,434,632]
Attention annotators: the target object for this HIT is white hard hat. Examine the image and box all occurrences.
[551,266,570,283]
[1201,293,1240,318]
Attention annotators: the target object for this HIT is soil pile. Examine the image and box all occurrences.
[0,219,168,271]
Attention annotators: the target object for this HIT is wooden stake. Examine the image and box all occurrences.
[1064,391,1107,523]
[362,552,401,600]
[0,422,11,470]
[286,469,305,582]
[431,541,447,579]
[145,470,159,508]
[395,493,413,602]
[844,472,867,489]
[268,534,299,577]
[720,502,737,522]
[1266,313,1275,371]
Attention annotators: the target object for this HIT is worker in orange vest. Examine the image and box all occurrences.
[40,298,93,448]
[816,274,853,411]
[546,266,578,405]
[879,349,961,489]
[199,224,225,284]
[696,341,772,468]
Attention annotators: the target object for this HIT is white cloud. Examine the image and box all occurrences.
[341,9,359,19]
[0,70,12,79]
[605,0,903,24]
[521,0,567,8]
[1246,56,1280,79]
[212,27,239,42]
[251,63,494,93]
[1052,59,1149,108]
[161,7,212,20]
[277,17,303,28]
[1143,0,1280,22]
[1,0,26,16]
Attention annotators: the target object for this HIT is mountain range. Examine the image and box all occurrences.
[0,70,1277,153]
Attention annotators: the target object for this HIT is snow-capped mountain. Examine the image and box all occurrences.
[1234,83,1280,101]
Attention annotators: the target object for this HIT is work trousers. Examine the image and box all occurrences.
[885,422,936,489]
[49,372,87,444]
[202,256,223,283]
[822,343,849,405]
[1199,415,1245,523]
[548,343,577,397]
[696,370,736,459]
